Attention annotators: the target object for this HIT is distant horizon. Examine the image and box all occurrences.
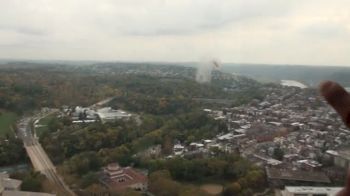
[1,58,350,68]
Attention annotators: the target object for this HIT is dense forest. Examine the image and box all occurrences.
[0,63,264,114]
[0,63,269,195]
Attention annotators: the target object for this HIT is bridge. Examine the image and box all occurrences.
[17,117,76,196]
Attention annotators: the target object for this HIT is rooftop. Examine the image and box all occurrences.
[101,164,147,191]
[2,178,22,189]
[326,149,350,160]
[266,167,331,183]
[2,191,55,196]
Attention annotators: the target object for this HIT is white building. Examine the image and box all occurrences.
[97,107,132,123]
[217,133,234,141]
[173,144,185,155]
[100,163,148,192]
[281,186,342,196]
[189,142,204,150]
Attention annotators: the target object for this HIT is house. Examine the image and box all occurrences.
[173,144,185,156]
[217,133,234,141]
[100,163,148,192]
[189,143,204,151]
[203,139,213,146]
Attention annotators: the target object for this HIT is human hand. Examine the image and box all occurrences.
[319,81,350,196]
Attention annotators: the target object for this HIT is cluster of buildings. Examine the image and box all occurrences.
[55,81,349,195]
[168,137,239,159]
[198,84,350,193]
[63,106,132,124]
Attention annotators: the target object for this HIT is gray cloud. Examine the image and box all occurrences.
[0,25,47,36]
[301,22,348,38]
[0,0,350,66]
[93,0,297,36]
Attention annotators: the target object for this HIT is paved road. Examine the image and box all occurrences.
[17,117,76,196]
[90,96,115,108]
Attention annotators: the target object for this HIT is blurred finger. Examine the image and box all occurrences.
[337,170,350,196]
[337,189,346,196]
[319,81,350,127]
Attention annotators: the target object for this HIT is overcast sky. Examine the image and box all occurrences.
[1,0,350,66]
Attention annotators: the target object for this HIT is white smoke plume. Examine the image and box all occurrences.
[195,59,220,83]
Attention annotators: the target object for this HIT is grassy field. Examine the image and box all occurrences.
[35,114,55,137]
[0,112,18,137]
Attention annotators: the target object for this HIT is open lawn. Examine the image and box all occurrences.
[0,112,17,137]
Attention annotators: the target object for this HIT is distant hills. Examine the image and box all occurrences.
[220,63,350,87]
[2,59,350,87]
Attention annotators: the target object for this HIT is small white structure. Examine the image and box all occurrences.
[217,133,234,141]
[190,142,204,150]
[203,140,213,147]
[281,80,307,89]
[173,144,185,155]
[203,109,212,112]
[234,129,247,134]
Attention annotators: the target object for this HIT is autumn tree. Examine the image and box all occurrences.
[273,146,284,161]
[149,170,180,196]
[223,182,241,196]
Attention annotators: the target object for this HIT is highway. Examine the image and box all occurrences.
[17,116,76,196]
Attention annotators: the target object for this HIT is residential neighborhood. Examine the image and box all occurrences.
[156,84,350,194]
